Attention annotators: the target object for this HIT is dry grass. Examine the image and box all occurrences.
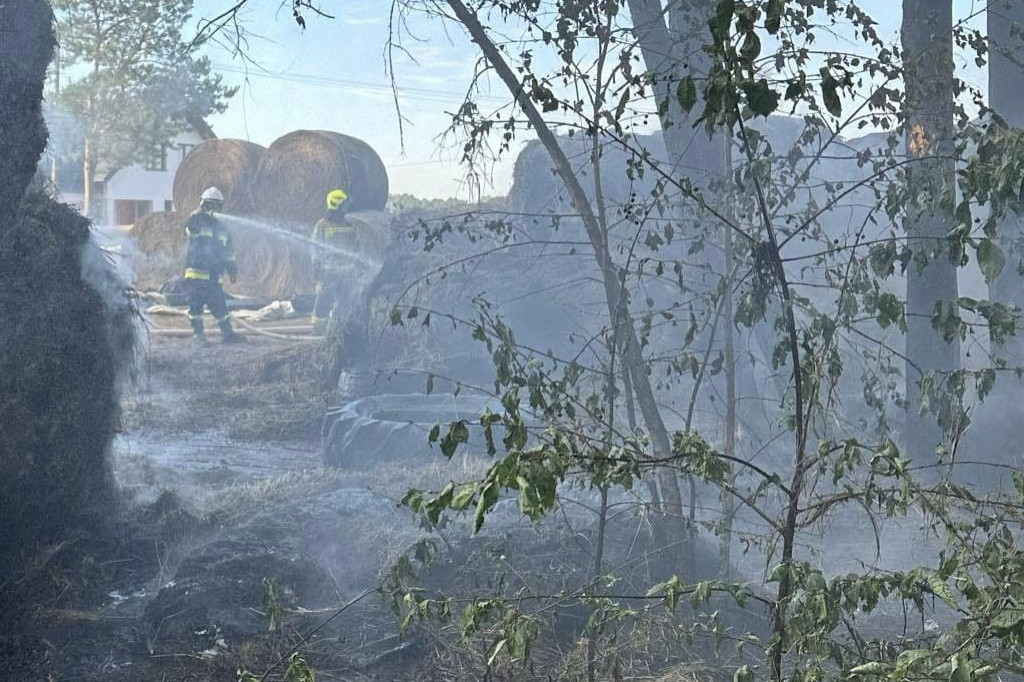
[251,130,389,226]
[172,138,265,215]
[195,468,345,525]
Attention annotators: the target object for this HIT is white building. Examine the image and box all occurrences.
[102,121,215,225]
[48,115,216,226]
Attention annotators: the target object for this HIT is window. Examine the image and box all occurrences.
[179,143,197,160]
[114,200,153,226]
[164,200,174,212]
[145,145,168,172]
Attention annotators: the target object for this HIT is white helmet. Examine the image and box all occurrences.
[200,187,225,204]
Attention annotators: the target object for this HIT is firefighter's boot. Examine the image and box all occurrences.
[190,315,210,347]
[219,317,247,344]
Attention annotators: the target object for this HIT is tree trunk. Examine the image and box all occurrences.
[988,0,1024,364]
[720,138,737,579]
[83,136,94,218]
[902,0,959,463]
[626,0,718,172]
[444,0,686,525]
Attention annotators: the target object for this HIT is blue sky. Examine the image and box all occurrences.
[193,0,989,199]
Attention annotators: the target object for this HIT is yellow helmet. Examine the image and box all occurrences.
[326,189,349,210]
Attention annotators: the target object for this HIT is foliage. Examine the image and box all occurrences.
[379,1,1024,681]
[51,0,234,173]
[194,0,1024,680]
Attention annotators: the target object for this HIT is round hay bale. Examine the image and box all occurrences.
[172,139,265,215]
[128,212,317,298]
[226,226,315,300]
[128,211,186,291]
[251,130,389,228]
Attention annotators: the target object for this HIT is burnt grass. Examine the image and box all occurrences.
[0,337,342,682]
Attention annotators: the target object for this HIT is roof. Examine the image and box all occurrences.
[185,114,217,141]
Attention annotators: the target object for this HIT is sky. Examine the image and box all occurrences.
[192,0,990,200]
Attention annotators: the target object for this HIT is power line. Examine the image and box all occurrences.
[212,63,508,106]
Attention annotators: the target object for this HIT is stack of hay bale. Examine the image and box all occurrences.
[129,130,391,300]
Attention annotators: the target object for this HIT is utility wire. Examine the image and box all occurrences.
[211,62,507,105]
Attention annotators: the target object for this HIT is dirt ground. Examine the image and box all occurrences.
[0,316,467,682]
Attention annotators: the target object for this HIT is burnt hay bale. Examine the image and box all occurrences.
[0,191,135,569]
[172,139,265,215]
[0,0,53,220]
[251,130,389,227]
[128,210,186,291]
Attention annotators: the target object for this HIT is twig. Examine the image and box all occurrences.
[254,581,383,682]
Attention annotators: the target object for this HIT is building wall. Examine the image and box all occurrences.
[102,130,206,226]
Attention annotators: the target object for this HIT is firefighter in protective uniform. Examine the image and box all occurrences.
[310,188,359,334]
[184,187,246,345]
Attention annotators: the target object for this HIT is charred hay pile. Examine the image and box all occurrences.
[0,0,135,576]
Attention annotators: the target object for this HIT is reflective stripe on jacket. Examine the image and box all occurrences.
[311,215,358,275]
[184,211,235,282]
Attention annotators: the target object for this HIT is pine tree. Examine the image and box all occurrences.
[52,0,235,216]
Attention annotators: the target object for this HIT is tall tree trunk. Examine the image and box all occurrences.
[720,138,738,579]
[444,0,686,526]
[626,0,718,172]
[902,0,959,463]
[83,136,94,218]
[988,0,1024,364]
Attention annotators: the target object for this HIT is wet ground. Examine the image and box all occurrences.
[0,322,464,681]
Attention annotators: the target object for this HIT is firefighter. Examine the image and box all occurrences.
[310,188,358,334]
[184,187,245,346]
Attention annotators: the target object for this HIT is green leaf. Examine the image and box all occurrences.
[451,483,477,510]
[613,88,630,122]
[440,420,471,458]
[926,574,957,609]
[677,75,698,114]
[740,31,761,62]
[895,649,934,675]
[734,665,755,682]
[950,654,970,682]
[990,605,1024,633]
[1013,470,1024,499]
[474,480,500,532]
[819,67,842,117]
[977,239,1006,283]
[487,638,507,666]
[848,661,886,676]
[742,79,779,117]
[709,0,735,42]
[765,0,784,34]
[284,653,315,682]
[874,292,904,329]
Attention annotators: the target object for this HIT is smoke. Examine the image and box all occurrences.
[216,213,384,271]
[79,227,144,384]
